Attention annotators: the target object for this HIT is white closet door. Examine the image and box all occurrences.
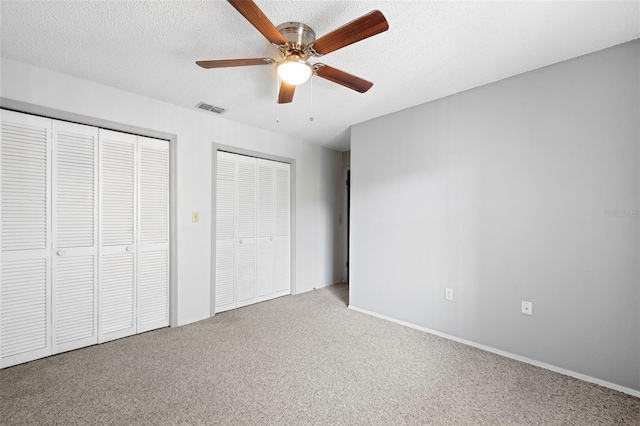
[215,152,237,313]
[137,137,169,333]
[98,129,137,343]
[214,153,290,313]
[51,120,98,354]
[235,154,257,308]
[274,162,291,295]
[0,110,52,368]
[256,159,275,300]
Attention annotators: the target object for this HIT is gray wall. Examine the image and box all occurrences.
[350,41,640,391]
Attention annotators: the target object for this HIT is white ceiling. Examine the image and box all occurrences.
[1,1,639,151]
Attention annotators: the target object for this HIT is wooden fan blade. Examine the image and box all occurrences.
[227,0,287,45]
[314,65,373,93]
[278,82,295,104]
[310,10,388,56]
[196,58,275,69]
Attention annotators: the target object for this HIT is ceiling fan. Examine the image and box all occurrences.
[196,0,389,104]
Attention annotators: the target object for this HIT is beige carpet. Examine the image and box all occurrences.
[1,283,638,425]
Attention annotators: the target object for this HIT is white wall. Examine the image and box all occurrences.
[351,41,640,392]
[0,58,343,327]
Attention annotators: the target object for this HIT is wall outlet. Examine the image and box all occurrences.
[521,301,533,316]
[192,212,199,223]
[445,288,454,301]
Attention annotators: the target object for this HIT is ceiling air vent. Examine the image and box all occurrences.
[196,102,226,114]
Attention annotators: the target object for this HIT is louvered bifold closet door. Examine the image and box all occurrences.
[274,161,291,295]
[235,154,257,308]
[137,137,169,333]
[215,152,237,313]
[256,159,275,301]
[98,129,137,343]
[0,110,52,368]
[51,121,99,354]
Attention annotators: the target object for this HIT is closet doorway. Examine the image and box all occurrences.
[212,149,293,314]
[0,109,171,368]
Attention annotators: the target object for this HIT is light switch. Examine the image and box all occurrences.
[192,212,199,223]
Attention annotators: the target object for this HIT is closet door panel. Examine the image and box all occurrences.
[99,130,137,343]
[274,163,291,294]
[0,110,52,368]
[215,152,237,313]
[256,159,274,300]
[235,155,256,308]
[215,244,235,311]
[1,257,50,367]
[100,252,135,335]
[1,113,50,252]
[256,240,273,298]
[139,250,168,327]
[137,137,169,332]
[54,256,95,349]
[51,120,98,354]
[274,238,290,293]
[236,241,256,306]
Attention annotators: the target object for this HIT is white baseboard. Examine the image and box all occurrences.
[295,282,339,295]
[348,305,640,398]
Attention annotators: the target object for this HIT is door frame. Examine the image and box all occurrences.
[342,166,351,283]
[210,143,296,317]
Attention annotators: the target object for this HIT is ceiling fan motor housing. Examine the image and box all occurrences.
[276,22,316,57]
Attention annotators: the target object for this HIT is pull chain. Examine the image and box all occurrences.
[276,72,280,124]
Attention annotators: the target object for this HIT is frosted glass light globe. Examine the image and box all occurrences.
[277,59,313,86]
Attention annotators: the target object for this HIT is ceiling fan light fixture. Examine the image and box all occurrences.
[277,58,313,86]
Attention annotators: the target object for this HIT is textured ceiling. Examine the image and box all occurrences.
[1,1,639,151]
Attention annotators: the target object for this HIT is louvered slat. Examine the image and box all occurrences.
[1,259,48,357]
[1,121,48,251]
[257,164,274,237]
[218,154,234,179]
[275,238,291,293]
[215,244,235,308]
[237,159,256,239]
[101,253,134,334]
[55,256,95,345]
[217,155,236,241]
[139,250,168,325]
[101,139,134,246]
[55,130,95,248]
[257,240,273,297]
[236,242,256,303]
[276,167,290,237]
[139,145,168,244]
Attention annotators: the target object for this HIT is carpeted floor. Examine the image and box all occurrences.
[1,283,638,425]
